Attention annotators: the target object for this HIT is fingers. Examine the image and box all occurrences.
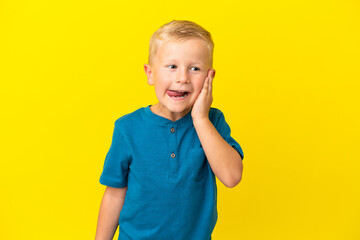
[208,70,213,95]
[203,75,208,89]
[202,69,214,96]
[207,69,214,96]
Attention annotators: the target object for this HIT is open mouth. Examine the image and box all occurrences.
[166,90,190,99]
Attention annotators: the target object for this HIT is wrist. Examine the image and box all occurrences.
[192,116,210,126]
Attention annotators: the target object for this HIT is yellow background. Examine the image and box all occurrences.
[1,0,359,239]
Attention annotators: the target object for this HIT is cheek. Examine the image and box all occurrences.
[194,77,206,91]
[154,74,169,88]
[191,80,205,99]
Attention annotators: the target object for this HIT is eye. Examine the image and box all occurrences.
[190,66,200,71]
[167,65,177,69]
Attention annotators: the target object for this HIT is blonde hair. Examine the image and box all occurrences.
[148,20,214,67]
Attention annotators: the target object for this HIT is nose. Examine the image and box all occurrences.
[176,68,190,84]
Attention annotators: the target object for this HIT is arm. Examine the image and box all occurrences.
[95,186,128,240]
[191,69,243,188]
[193,118,243,188]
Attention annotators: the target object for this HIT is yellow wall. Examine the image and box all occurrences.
[1,0,359,239]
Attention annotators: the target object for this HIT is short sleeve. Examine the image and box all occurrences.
[99,121,130,188]
[213,109,244,160]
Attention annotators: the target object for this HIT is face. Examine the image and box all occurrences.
[144,38,213,121]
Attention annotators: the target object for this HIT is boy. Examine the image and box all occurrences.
[96,20,244,240]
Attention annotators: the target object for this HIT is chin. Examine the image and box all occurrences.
[168,105,192,113]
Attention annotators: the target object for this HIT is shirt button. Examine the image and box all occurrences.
[170,127,175,133]
[171,153,176,158]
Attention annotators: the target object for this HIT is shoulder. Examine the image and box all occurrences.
[209,107,224,123]
[111,107,148,141]
[209,107,231,133]
[114,107,146,128]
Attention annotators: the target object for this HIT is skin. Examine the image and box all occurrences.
[144,38,215,121]
[144,38,243,188]
[95,186,127,240]
[96,38,243,240]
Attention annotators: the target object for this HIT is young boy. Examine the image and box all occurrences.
[96,20,244,240]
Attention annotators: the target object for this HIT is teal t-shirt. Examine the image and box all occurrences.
[100,105,244,240]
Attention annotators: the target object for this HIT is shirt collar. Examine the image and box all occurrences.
[143,105,193,128]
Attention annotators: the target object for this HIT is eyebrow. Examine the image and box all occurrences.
[162,59,178,63]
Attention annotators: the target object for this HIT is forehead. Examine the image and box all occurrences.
[156,38,211,64]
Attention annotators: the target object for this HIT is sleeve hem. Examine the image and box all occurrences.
[99,177,127,188]
[232,145,244,161]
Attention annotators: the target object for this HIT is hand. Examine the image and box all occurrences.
[191,68,215,121]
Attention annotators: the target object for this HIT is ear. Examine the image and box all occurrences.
[144,64,154,85]
[208,68,216,78]
[211,69,216,78]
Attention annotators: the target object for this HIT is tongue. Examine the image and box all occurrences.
[167,90,186,97]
